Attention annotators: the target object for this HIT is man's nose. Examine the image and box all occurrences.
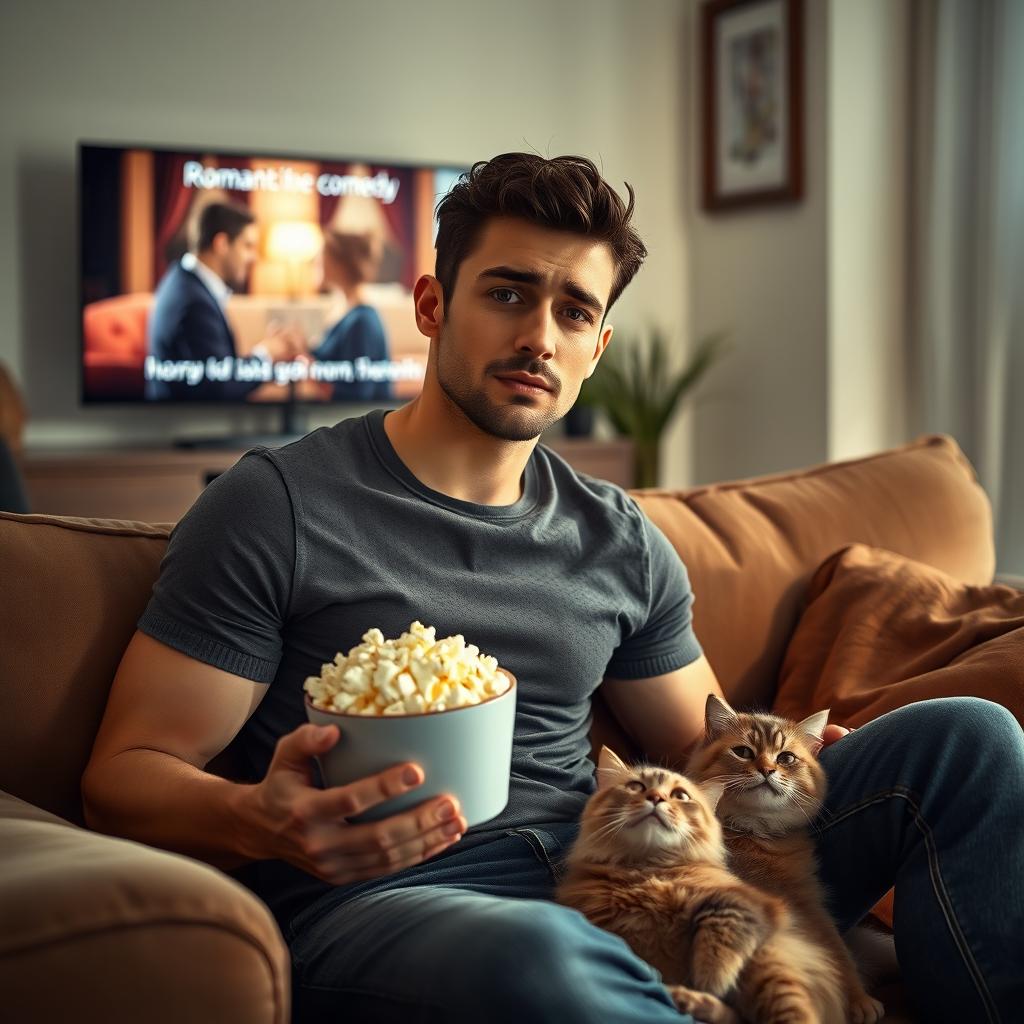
[515,307,557,360]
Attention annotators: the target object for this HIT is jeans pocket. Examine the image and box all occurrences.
[505,826,567,883]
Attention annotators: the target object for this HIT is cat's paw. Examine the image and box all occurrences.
[848,991,885,1024]
[665,985,742,1024]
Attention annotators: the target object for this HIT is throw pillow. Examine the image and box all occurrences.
[774,544,1024,728]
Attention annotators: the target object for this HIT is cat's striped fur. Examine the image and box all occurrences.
[687,694,884,1024]
[556,746,845,1023]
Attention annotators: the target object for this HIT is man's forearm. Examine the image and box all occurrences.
[82,748,269,870]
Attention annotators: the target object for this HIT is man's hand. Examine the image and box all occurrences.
[256,321,306,362]
[243,723,468,885]
[822,723,853,747]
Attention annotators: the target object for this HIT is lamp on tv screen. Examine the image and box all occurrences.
[79,142,464,408]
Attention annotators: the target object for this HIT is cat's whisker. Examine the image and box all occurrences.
[722,775,749,791]
[587,811,633,844]
[790,789,834,830]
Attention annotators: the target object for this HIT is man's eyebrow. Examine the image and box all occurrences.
[477,266,606,315]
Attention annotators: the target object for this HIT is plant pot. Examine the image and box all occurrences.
[633,439,661,489]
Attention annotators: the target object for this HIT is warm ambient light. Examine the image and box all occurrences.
[266,221,323,263]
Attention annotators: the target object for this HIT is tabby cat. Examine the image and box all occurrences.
[686,694,885,1024]
[556,745,845,1024]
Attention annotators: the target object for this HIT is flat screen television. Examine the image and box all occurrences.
[79,142,464,423]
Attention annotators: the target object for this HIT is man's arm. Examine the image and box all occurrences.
[82,631,467,881]
[598,653,727,771]
[600,655,850,766]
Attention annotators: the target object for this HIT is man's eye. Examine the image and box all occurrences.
[563,307,591,324]
[731,745,755,759]
[671,788,689,801]
[490,288,521,304]
[625,780,645,792]
[777,751,797,766]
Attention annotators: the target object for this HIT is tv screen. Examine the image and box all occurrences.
[79,142,464,404]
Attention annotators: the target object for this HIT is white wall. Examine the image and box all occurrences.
[681,0,912,484]
[683,0,830,484]
[0,0,692,473]
[827,0,909,461]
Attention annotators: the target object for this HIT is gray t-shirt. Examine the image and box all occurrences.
[138,409,702,922]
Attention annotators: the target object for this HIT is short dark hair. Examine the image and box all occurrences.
[194,202,255,252]
[434,153,646,317]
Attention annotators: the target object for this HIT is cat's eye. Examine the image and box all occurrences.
[625,780,645,792]
[731,745,755,759]
[777,751,797,766]
[671,788,689,801]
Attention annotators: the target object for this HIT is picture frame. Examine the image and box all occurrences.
[701,0,804,211]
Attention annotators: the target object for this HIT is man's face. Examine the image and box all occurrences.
[218,223,260,291]
[432,217,615,442]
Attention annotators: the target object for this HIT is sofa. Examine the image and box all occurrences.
[3,433,1021,1023]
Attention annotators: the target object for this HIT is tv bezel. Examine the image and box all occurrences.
[77,139,463,408]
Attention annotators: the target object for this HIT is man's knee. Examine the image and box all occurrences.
[899,696,1020,752]
[467,900,663,1014]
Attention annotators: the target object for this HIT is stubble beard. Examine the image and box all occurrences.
[435,325,564,442]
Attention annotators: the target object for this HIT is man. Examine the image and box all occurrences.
[85,154,1022,1023]
[146,201,298,400]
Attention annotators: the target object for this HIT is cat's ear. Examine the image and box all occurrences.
[699,779,726,811]
[796,709,830,753]
[705,693,738,741]
[596,745,630,789]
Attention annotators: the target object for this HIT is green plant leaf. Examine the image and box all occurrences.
[578,327,729,443]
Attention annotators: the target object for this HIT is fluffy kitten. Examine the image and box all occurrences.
[687,694,885,1024]
[556,746,846,1024]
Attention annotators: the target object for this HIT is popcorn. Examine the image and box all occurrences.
[304,621,511,716]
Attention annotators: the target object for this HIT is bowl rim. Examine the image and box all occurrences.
[305,667,516,720]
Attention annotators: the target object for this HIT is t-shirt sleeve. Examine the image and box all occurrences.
[137,449,294,683]
[604,511,703,679]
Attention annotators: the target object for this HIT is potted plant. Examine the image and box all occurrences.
[576,327,728,488]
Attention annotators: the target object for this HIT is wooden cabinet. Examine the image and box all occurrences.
[22,438,634,523]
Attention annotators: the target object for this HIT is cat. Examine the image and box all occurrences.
[686,694,886,1024]
[555,745,846,1024]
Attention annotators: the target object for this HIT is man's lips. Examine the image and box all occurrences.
[494,372,554,394]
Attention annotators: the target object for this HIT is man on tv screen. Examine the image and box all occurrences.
[145,201,299,400]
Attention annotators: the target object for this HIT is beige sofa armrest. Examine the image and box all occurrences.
[0,790,289,1024]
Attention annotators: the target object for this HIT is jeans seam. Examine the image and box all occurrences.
[506,827,560,881]
[519,827,559,878]
[817,785,1000,1024]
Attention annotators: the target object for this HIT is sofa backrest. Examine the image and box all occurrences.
[1,515,171,823]
[630,434,993,711]
[0,433,993,823]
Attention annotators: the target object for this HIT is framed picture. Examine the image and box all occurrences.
[701,0,804,211]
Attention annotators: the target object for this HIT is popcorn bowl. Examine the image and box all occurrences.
[305,669,517,826]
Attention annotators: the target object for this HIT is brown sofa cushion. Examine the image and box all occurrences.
[773,543,1024,728]
[0,789,288,1024]
[632,435,994,711]
[0,514,171,823]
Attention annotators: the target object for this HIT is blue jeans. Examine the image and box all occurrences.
[285,698,1024,1023]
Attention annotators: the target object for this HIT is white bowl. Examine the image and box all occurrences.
[305,669,517,826]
